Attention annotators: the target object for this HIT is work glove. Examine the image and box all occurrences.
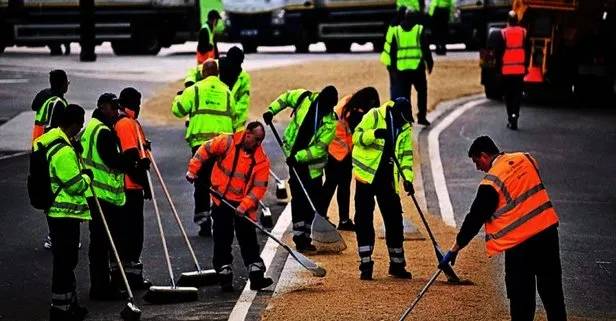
[71,140,84,154]
[262,111,274,125]
[403,180,415,196]
[143,139,152,151]
[438,251,458,269]
[286,155,297,167]
[81,169,94,181]
[137,158,151,171]
[374,128,388,139]
[185,171,197,184]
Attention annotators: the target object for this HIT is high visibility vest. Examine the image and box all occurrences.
[33,128,91,220]
[396,24,424,71]
[481,153,559,256]
[172,75,236,148]
[429,0,453,16]
[268,89,337,179]
[380,25,397,67]
[501,26,527,76]
[352,101,414,190]
[81,118,126,206]
[32,96,67,141]
[114,110,147,190]
[197,24,215,64]
[397,0,421,12]
[184,64,204,85]
[231,70,251,130]
[328,95,353,161]
[188,131,269,221]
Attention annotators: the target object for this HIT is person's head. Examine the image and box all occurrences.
[317,85,338,117]
[507,10,518,26]
[391,97,413,127]
[49,69,69,94]
[468,136,500,172]
[345,87,380,130]
[226,46,245,65]
[242,121,266,153]
[97,93,120,122]
[208,10,221,27]
[402,7,419,25]
[202,58,219,78]
[119,87,142,117]
[59,104,85,138]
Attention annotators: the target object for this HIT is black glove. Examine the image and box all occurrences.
[403,180,415,196]
[71,140,83,154]
[263,111,274,125]
[374,128,388,139]
[438,251,458,269]
[137,158,151,171]
[81,169,94,181]
[286,156,297,167]
[143,139,152,151]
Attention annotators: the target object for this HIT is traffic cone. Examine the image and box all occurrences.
[524,66,544,83]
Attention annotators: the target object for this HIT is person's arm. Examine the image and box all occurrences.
[238,157,269,221]
[352,109,380,147]
[294,114,336,164]
[395,127,414,182]
[267,89,307,116]
[184,66,200,88]
[48,100,66,129]
[187,134,232,178]
[453,185,499,250]
[53,146,91,195]
[233,72,251,130]
[390,30,398,71]
[421,29,434,73]
[97,129,129,172]
[172,85,196,118]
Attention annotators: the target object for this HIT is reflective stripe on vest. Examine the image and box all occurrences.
[396,24,423,71]
[501,26,526,75]
[34,96,66,128]
[482,153,559,256]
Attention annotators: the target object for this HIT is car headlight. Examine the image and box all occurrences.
[271,9,285,25]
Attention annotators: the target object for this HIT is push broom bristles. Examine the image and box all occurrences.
[311,214,347,253]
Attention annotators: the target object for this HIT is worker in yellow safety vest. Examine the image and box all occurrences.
[429,0,455,55]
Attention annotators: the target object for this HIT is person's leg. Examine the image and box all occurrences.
[354,180,376,279]
[534,226,567,321]
[376,185,410,278]
[212,204,235,291]
[320,155,340,218]
[234,215,273,290]
[414,68,429,124]
[193,150,214,236]
[123,189,148,289]
[502,76,517,129]
[336,156,353,227]
[304,174,322,245]
[505,241,537,321]
[289,167,309,250]
[510,76,524,126]
[87,198,111,297]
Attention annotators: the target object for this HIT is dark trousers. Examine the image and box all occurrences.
[390,68,428,120]
[211,203,264,272]
[431,7,450,53]
[123,189,145,279]
[192,146,214,224]
[87,198,122,291]
[289,166,322,242]
[503,75,524,121]
[47,216,81,307]
[320,154,352,222]
[354,178,405,265]
[505,225,567,321]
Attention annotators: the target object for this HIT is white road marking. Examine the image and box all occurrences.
[428,99,485,227]
[227,204,291,321]
[0,79,29,84]
[0,151,30,160]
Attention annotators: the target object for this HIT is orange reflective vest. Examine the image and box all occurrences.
[114,109,148,190]
[188,131,269,220]
[501,26,527,75]
[481,153,559,256]
[328,95,353,161]
[196,50,215,65]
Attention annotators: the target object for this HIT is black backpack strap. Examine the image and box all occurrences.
[290,90,312,118]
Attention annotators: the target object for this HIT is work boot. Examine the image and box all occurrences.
[69,303,88,320]
[218,265,234,292]
[293,235,316,253]
[249,271,273,291]
[198,218,212,237]
[337,219,355,231]
[507,114,518,130]
[417,118,431,126]
[359,261,374,280]
[389,263,412,279]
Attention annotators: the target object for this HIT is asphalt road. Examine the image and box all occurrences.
[421,98,616,318]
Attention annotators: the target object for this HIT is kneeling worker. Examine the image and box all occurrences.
[186,121,273,292]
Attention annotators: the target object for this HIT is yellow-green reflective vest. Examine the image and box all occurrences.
[397,0,421,12]
[268,89,337,179]
[34,96,67,129]
[80,118,126,206]
[396,24,424,71]
[380,25,397,67]
[231,70,251,130]
[429,0,454,16]
[352,102,414,192]
[184,64,203,85]
[172,75,237,148]
[200,24,215,46]
[34,128,91,220]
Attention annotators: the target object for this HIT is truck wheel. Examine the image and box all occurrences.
[111,41,135,56]
[484,83,503,100]
[372,40,384,52]
[133,32,161,55]
[325,41,351,53]
[0,45,5,54]
[242,42,257,54]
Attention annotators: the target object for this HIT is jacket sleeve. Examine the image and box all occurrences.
[184,66,199,87]
[353,109,379,147]
[396,126,414,182]
[187,134,231,176]
[238,157,269,221]
[48,100,67,130]
[97,129,128,172]
[421,30,434,71]
[53,146,91,196]
[233,72,251,130]
[268,89,307,115]
[390,29,398,71]
[456,185,499,249]
[172,85,196,118]
[295,114,336,164]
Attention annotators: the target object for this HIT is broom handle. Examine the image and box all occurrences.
[399,269,442,321]
[269,169,283,182]
[147,149,203,272]
[267,122,319,214]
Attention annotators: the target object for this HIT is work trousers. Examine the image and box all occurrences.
[122,189,145,281]
[503,75,524,122]
[47,216,81,310]
[431,7,450,53]
[390,68,428,120]
[289,165,322,242]
[192,146,214,224]
[87,198,122,291]
[320,154,353,222]
[211,203,265,273]
[354,178,405,266]
[505,224,567,321]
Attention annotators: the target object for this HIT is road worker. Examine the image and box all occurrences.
[186,121,273,292]
[440,136,567,321]
[219,46,251,130]
[262,86,338,252]
[429,0,455,55]
[197,10,221,63]
[172,59,238,237]
[352,97,415,280]
[320,87,379,230]
[396,0,424,12]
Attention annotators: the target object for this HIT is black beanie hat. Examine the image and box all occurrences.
[318,85,338,110]
[119,87,142,110]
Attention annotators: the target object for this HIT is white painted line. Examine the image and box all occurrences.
[227,203,292,321]
[0,79,29,84]
[428,99,485,227]
[0,151,30,160]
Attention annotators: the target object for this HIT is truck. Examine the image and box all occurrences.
[0,0,223,55]
[478,0,616,100]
